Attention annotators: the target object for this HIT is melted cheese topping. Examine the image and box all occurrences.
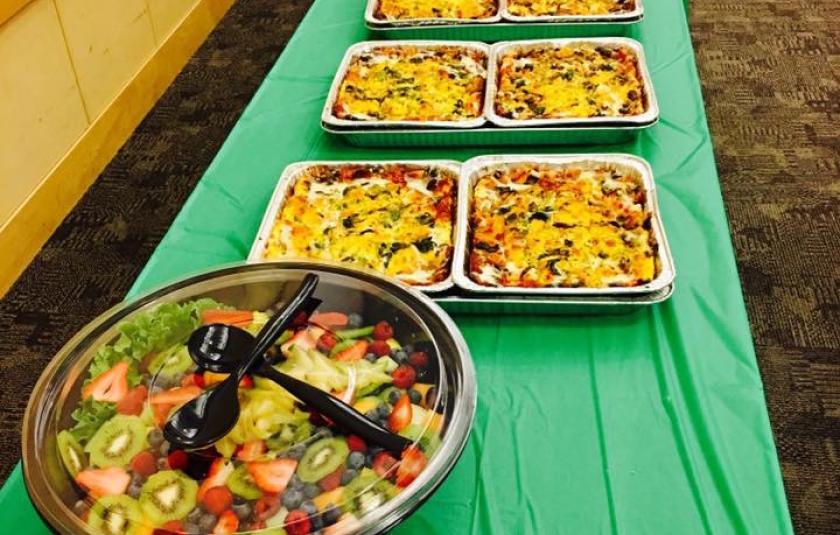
[375,0,498,19]
[333,46,487,122]
[264,164,456,285]
[468,163,658,288]
[507,0,635,16]
[494,43,646,120]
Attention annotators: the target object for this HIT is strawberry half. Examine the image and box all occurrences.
[236,440,266,462]
[396,446,427,488]
[318,465,344,492]
[281,329,317,354]
[82,362,129,403]
[372,452,398,479]
[116,385,148,416]
[198,459,234,500]
[149,386,202,406]
[75,467,130,497]
[254,494,281,521]
[248,459,298,494]
[213,510,239,534]
[388,394,412,432]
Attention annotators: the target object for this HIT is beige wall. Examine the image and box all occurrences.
[0,0,199,226]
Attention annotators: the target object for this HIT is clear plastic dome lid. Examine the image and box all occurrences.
[23,262,475,535]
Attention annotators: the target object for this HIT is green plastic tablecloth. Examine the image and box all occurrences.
[2,0,793,533]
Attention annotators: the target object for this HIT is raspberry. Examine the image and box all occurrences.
[201,485,233,516]
[391,365,416,389]
[285,509,312,535]
[372,321,394,341]
[346,435,367,452]
[166,450,189,471]
[317,332,339,352]
[130,451,157,477]
[369,340,391,357]
[408,351,429,368]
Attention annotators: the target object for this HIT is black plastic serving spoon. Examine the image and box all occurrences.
[186,319,412,453]
[163,274,320,450]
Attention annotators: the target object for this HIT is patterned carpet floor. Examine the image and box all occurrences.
[0,0,837,533]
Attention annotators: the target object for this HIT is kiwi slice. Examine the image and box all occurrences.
[57,430,86,476]
[147,346,193,378]
[85,415,148,468]
[398,425,441,457]
[139,470,197,525]
[228,464,263,500]
[297,438,349,483]
[88,495,144,535]
[344,470,397,515]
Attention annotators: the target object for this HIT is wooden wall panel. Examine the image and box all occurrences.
[0,0,236,297]
[54,0,157,118]
[0,0,33,26]
[147,0,198,43]
[0,0,88,224]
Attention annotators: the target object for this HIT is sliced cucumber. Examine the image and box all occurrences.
[335,326,374,340]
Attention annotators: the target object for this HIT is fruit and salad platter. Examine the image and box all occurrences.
[56,298,445,535]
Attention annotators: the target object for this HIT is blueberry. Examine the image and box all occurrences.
[310,514,324,531]
[147,428,164,447]
[408,389,422,404]
[340,469,358,485]
[365,410,379,421]
[304,483,321,499]
[198,513,217,532]
[288,474,304,490]
[394,349,408,363]
[182,522,201,535]
[347,313,363,328]
[286,444,306,460]
[283,488,304,510]
[187,508,203,523]
[387,389,402,405]
[323,505,342,525]
[403,344,414,355]
[301,501,318,516]
[377,403,391,417]
[364,353,377,362]
[127,482,142,499]
[347,451,365,470]
[232,502,251,520]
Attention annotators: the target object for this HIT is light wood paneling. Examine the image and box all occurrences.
[54,0,157,118]
[0,0,88,224]
[0,0,33,26]
[0,0,236,297]
[147,0,198,43]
